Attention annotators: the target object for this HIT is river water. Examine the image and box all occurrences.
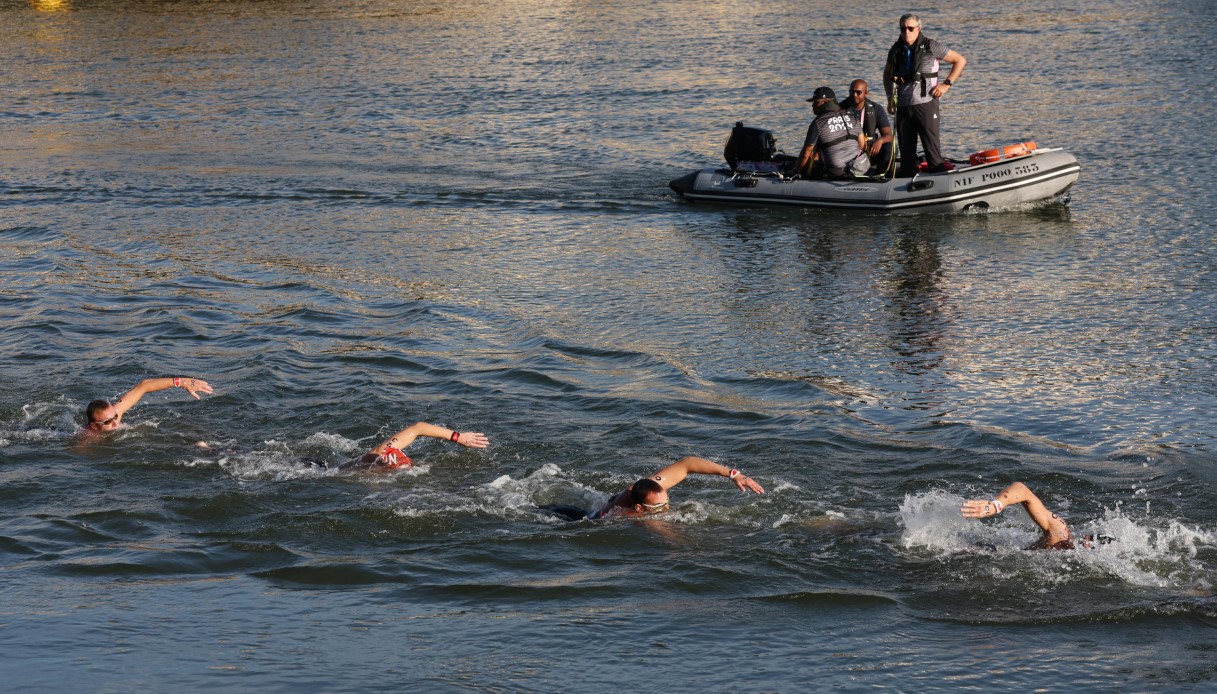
[3,0,1216,690]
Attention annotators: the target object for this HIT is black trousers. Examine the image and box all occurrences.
[896,99,943,171]
[868,141,895,175]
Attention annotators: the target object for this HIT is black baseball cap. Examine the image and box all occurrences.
[806,86,837,102]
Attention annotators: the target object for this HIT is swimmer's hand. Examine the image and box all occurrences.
[733,474,765,495]
[455,432,489,449]
[181,378,214,400]
[961,499,1003,518]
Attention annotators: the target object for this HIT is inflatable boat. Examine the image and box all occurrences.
[668,123,1080,214]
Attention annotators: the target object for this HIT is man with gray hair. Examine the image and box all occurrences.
[883,13,967,175]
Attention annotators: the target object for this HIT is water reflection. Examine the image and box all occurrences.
[690,206,1092,426]
[881,227,947,378]
[31,0,70,11]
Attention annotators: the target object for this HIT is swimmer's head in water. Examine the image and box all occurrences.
[85,399,120,431]
[629,478,669,513]
[1079,533,1116,550]
[344,447,413,471]
[1029,533,1116,551]
[376,446,412,469]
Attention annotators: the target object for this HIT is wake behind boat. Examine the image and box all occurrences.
[669,123,1080,214]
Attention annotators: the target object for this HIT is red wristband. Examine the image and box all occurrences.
[173,377,182,388]
[729,469,741,479]
[450,431,460,442]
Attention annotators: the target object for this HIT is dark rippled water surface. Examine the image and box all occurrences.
[4,0,1217,690]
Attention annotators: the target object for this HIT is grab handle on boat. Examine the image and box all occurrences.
[908,179,934,192]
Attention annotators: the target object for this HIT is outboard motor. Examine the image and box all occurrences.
[723,122,776,169]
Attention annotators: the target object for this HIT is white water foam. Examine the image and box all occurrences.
[899,490,1216,590]
[201,434,428,482]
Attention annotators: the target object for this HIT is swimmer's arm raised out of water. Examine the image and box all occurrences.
[369,422,489,456]
[647,456,765,494]
[114,377,213,413]
[961,481,1071,546]
[83,376,214,435]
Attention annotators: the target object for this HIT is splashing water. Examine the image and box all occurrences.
[899,491,1215,590]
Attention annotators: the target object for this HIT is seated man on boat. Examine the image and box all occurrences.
[541,456,765,521]
[82,376,214,438]
[839,79,895,178]
[795,86,869,179]
[961,481,1097,550]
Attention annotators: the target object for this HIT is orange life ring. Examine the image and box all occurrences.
[968,141,1038,166]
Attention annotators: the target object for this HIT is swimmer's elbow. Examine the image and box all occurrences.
[995,481,1033,508]
[396,422,429,436]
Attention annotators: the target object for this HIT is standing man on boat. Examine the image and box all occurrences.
[883,13,967,175]
[795,86,868,179]
[839,79,895,177]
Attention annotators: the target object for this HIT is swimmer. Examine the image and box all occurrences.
[962,481,1081,550]
[83,377,214,436]
[340,421,489,471]
[543,456,765,521]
